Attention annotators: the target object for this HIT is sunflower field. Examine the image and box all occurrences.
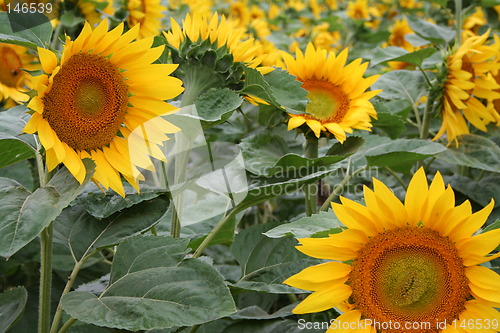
[0,0,500,332]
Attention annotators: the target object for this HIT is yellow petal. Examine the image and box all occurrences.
[457,229,500,266]
[27,96,45,114]
[305,119,323,137]
[288,115,306,130]
[327,310,364,333]
[466,266,500,303]
[404,167,429,226]
[292,284,352,314]
[284,261,351,291]
[37,47,58,74]
[449,199,494,241]
[62,144,84,183]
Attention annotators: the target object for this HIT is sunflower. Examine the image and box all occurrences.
[284,168,500,332]
[0,43,38,103]
[126,0,166,39]
[23,21,184,196]
[78,0,115,26]
[164,12,264,69]
[434,30,500,143]
[281,43,380,142]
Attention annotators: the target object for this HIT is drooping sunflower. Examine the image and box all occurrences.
[285,168,500,332]
[23,21,184,196]
[126,0,166,39]
[435,30,500,143]
[0,43,38,103]
[164,12,264,69]
[281,43,380,142]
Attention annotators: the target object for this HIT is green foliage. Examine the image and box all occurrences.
[0,287,27,332]
[264,211,343,239]
[371,47,438,67]
[0,12,53,49]
[0,160,95,258]
[61,236,236,331]
[231,221,320,293]
[437,135,500,173]
[372,70,427,103]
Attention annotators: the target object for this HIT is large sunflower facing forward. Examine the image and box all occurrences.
[284,168,500,332]
[435,30,500,144]
[282,43,380,142]
[23,21,184,196]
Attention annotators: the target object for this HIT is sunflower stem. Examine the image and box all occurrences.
[49,259,84,333]
[454,0,463,45]
[304,134,319,216]
[57,318,76,333]
[193,209,238,258]
[36,138,54,333]
[319,166,367,212]
[39,222,53,333]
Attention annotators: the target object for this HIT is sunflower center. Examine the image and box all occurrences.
[350,227,469,332]
[302,79,349,123]
[42,53,128,151]
[0,45,23,88]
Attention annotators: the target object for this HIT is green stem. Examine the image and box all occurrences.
[49,260,84,333]
[193,209,238,258]
[39,223,53,333]
[36,136,54,333]
[420,88,436,140]
[384,167,407,190]
[57,318,76,333]
[454,0,462,45]
[319,166,367,212]
[50,22,63,50]
[304,134,319,216]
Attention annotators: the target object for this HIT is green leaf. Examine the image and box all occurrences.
[483,219,500,233]
[444,174,500,208]
[74,184,166,219]
[371,70,427,103]
[0,159,95,258]
[437,135,500,173]
[0,138,35,169]
[326,136,365,156]
[240,133,348,177]
[227,304,296,320]
[61,236,236,331]
[263,68,309,114]
[373,99,412,118]
[371,47,437,67]
[53,197,170,263]
[231,222,320,293]
[0,106,37,169]
[406,15,455,46]
[0,287,28,332]
[0,12,53,49]
[194,88,243,123]
[264,211,343,239]
[364,139,446,168]
[372,113,407,139]
[239,67,308,115]
[222,319,325,333]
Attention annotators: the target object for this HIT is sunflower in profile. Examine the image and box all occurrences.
[285,168,500,332]
[164,12,263,69]
[126,0,166,39]
[23,21,184,196]
[281,43,380,142]
[0,43,38,103]
[435,30,500,144]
